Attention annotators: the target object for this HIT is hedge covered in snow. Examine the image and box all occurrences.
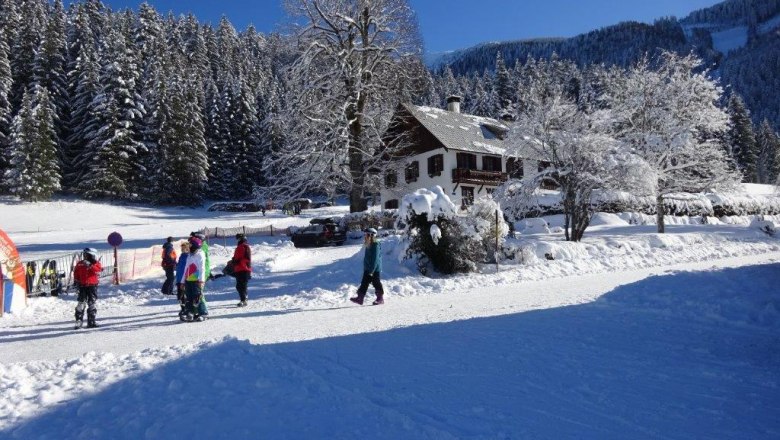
[496,182,780,220]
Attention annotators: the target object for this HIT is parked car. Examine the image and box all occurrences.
[291,218,347,248]
[207,201,263,212]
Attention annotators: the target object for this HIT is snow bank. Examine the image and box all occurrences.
[519,218,550,234]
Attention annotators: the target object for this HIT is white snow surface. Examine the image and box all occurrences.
[1,198,780,439]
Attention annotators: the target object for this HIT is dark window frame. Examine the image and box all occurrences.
[405,161,420,183]
[461,186,474,207]
[384,199,399,209]
[384,170,398,188]
[507,158,524,179]
[482,155,502,172]
[456,152,477,170]
[427,154,444,177]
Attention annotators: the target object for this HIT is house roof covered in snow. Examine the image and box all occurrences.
[401,104,510,156]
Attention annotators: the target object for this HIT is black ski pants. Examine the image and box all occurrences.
[75,285,98,323]
[356,271,384,298]
[235,271,250,302]
[162,266,175,295]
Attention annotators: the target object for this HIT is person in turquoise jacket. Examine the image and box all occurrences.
[350,228,385,305]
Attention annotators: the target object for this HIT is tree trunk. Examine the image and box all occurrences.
[347,106,367,213]
[656,194,665,233]
[348,147,367,213]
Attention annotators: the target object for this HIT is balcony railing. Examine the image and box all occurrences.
[451,168,508,186]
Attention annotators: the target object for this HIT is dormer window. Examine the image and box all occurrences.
[480,124,506,140]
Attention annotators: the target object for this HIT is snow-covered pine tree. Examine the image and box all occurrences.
[154,74,208,205]
[467,73,491,117]
[134,4,168,201]
[494,52,513,120]
[4,86,61,201]
[33,0,68,123]
[0,0,21,50]
[256,75,286,189]
[605,52,738,233]
[229,77,262,198]
[241,25,270,95]
[63,39,100,190]
[420,69,440,107]
[437,65,460,105]
[215,16,240,79]
[207,77,235,199]
[756,119,780,184]
[10,0,46,110]
[0,35,12,190]
[726,93,759,182]
[182,14,210,82]
[77,27,145,199]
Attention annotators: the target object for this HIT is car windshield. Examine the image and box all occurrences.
[301,225,324,233]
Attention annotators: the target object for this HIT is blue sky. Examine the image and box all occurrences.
[88,0,722,53]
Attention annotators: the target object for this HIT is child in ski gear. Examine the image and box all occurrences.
[175,241,190,319]
[190,231,211,281]
[182,237,208,321]
[161,236,177,295]
[232,233,252,307]
[73,248,103,328]
[350,228,385,305]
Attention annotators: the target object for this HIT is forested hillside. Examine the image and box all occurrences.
[433,0,780,132]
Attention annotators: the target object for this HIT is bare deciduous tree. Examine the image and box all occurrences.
[262,0,424,212]
[604,52,739,233]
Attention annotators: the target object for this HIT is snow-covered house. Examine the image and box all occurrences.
[380,97,541,209]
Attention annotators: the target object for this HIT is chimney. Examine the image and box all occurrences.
[446,95,461,113]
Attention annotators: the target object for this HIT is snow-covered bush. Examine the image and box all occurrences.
[398,187,486,275]
[497,185,780,220]
[494,181,561,219]
[749,218,777,236]
[467,197,509,263]
[519,218,551,234]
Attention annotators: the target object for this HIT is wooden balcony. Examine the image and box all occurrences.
[451,168,508,186]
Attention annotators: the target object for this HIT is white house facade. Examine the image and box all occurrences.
[380,97,541,209]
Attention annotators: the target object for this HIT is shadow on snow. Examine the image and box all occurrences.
[3,264,779,439]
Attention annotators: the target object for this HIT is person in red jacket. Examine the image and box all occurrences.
[73,248,103,329]
[232,233,252,307]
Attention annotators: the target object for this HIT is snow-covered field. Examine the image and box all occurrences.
[1,198,780,439]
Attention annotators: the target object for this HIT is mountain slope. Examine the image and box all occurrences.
[433,0,780,130]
